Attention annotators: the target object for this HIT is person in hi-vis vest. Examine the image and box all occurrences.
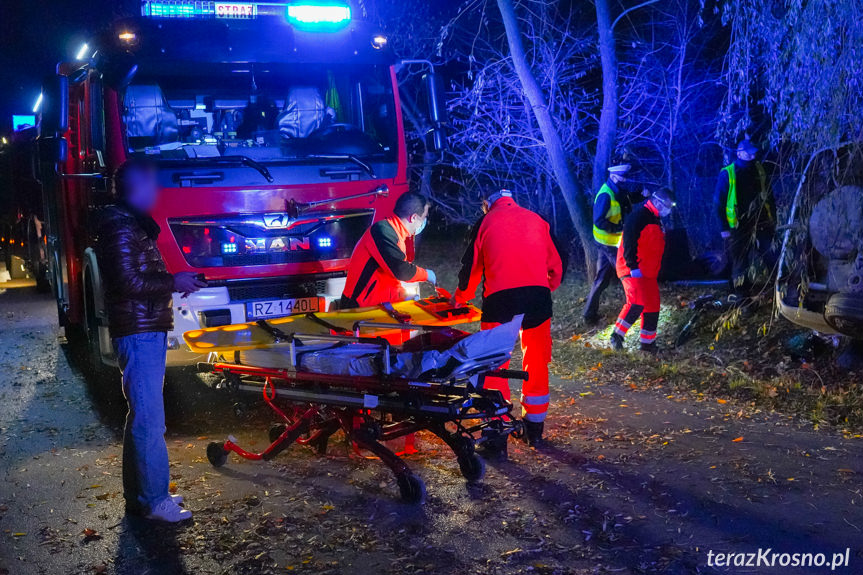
[583,164,641,325]
[713,139,776,297]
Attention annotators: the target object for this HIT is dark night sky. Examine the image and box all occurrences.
[0,0,118,133]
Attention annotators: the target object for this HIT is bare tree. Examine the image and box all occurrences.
[592,0,618,193]
[495,0,595,270]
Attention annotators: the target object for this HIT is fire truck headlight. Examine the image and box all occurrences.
[222,242,239,254]
[286,3,351,26]
[118,31,137,43]
[317,236,333,248]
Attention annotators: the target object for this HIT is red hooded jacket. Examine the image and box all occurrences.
[455,197,563,328]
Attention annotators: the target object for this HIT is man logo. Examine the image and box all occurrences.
[263,213,290,229]
[245,236,311,252]
[270,237,311,251]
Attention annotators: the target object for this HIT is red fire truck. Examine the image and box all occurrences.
[36,1,446,374]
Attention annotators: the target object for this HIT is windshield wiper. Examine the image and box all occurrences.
[231,155,274,183]
[306,154,376,179]
[173,155,274,183]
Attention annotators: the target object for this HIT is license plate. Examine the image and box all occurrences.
[246,297,319,320]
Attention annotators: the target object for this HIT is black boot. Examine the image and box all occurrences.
[583,313,600,326]
[522,420,545,447]
[639,342,658,355]
[610,332,624,351]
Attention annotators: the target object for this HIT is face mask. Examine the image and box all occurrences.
[414,216,428,236]
[652,198,674,218]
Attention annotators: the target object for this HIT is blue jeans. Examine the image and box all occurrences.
[114,332,169,512]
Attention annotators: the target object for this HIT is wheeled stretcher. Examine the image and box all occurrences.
[195,303,526,503]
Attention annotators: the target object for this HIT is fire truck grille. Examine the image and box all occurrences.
[227,280,326,302]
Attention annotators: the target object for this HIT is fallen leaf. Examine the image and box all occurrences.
[82,528,102,542]
[168,481,178,494]
[732,437,744,442]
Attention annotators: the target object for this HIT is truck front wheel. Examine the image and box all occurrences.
[83,273,118,390]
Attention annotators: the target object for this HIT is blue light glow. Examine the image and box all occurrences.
[142,1,200,18]
[317,237,333,248]
[12,115,36,131]
[222,242,238,254]
[32,93,43,114]
[286,3,351,25]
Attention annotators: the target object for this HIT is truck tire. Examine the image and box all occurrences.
[825,292,863,339]
[83,273,119,390]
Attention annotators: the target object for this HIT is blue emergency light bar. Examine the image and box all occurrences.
[140,1,352,26]
[286,3,350,25]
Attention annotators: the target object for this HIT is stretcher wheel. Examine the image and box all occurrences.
[479,432,509,457]
[458,453,486,482]
[397,473,426,504]
[312,436,329,455]
[269,424,287,443]
[510,419,525,440]
[207,442,229,467]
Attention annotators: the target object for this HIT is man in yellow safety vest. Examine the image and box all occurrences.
[714,138,776,297]
[583,164,639,324]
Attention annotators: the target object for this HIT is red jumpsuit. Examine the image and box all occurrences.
[340,215,429,309]
[614,201,665,344]
[454,198,563,423]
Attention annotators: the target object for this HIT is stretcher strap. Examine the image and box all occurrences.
[304,313,351,335]
[263,377,292,423]
[256,319,290,342]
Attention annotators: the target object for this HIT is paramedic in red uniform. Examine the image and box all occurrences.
[454,189,564,446]
[340,191,436,309]
[610,188,675,353]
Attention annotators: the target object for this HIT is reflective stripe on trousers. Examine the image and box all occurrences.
[480,319,552,423]
[616,277,661,343]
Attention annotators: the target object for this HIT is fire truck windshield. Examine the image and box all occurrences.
[121,63,397,165]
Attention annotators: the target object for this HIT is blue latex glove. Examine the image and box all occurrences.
[630,268,643,278]
[426,269,437,285]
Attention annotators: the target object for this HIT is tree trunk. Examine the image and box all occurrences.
[592,0,618,194]
[496,0,595,276]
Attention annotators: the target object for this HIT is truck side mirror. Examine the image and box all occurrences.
[422,72,448,152]
[103,55,138,89]
[40,74,69,137]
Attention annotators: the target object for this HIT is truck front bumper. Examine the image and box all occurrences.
[165,277,347,366]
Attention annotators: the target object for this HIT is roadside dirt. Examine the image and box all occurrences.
[1,285,862,575]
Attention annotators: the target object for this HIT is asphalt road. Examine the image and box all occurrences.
[1,285,862,575]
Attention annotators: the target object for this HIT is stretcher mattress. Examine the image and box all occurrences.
[183,296,482,354]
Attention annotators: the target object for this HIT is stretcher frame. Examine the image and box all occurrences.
[201,322,526,503]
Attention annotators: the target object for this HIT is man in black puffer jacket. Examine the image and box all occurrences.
[95,159,205,522]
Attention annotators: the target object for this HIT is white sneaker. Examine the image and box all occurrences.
[170,494,184,505]
[146,498,192,523]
